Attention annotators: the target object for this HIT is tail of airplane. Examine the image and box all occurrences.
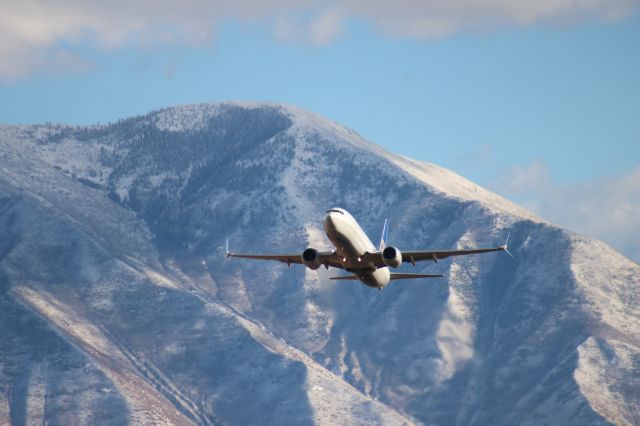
[379,218,389,250]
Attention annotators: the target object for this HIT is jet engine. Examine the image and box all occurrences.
[381,246,402,268]
[302,248,322,270]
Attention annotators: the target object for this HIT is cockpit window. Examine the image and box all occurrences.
[326,209,345,215]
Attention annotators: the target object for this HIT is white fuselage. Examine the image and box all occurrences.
[323,209,390,288]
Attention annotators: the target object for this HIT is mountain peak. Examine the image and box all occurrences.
[0,102,638,425]
[149,101,541,223]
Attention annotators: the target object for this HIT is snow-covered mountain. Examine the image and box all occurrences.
[0,102,638,425]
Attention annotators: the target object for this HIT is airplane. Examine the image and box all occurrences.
[225,207,511,290]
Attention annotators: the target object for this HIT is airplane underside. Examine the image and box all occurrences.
[225,207,509,289]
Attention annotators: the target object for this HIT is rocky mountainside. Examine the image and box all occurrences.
[0,102,638,425]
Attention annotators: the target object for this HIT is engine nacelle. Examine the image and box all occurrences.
[382,246,402,268]
[302,248,322,270]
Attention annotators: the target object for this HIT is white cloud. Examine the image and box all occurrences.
[309,7,345,46]
[272,8,345,46]
[490,161,640,263]
[0,0,309,81]
[0,0,638,80]
[346,0,638,38]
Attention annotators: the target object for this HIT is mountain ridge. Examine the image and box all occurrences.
[1,101,638,425]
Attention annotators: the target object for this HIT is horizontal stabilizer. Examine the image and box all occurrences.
[330,273,444,281]
[390,273,444,280]
[330,275,360,280]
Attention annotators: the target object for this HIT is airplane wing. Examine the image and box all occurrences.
[398,246,505,264]
[365,234,511,267]
[224,240,344,268]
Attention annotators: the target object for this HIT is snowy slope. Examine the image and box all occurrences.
[0,102,638,425]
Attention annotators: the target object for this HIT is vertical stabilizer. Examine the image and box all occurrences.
[379,218,389,250]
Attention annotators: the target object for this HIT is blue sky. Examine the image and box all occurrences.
[1,1,639,261]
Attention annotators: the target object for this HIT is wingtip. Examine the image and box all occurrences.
[501,247,514,257]
[498,232,513,257]
[223,238,232,264]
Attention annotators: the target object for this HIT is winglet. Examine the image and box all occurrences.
[379,218,389,250]
[498,232,513,257]
[224,238,232,264]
